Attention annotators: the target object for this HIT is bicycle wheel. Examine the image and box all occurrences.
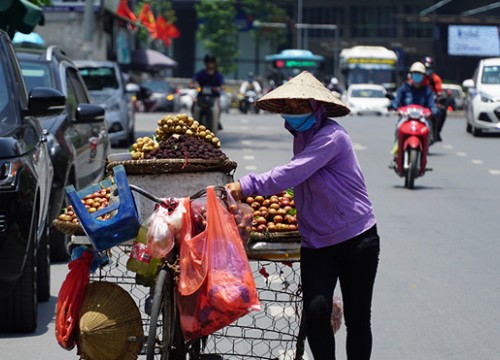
[146,268,178,360]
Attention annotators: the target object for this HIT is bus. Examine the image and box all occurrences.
[339,46,398,92]
[265,49,325,86]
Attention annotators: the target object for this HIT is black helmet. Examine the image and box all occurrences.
[422,56,434,69]
[203,54,216,64]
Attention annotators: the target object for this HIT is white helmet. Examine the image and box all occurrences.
[409,62,426,74]
[330,77,339,85]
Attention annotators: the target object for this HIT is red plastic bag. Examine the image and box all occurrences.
[225,188,253,246]
[55,250,94,350]
[178,186,260,340]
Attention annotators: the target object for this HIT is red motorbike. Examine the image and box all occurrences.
[390,105,432,189]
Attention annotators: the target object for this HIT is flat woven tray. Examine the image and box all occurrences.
[249,230,301,243]
[52,219,85,236]
[106,158,238,175]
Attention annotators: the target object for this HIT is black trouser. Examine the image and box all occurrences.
[301,225,380,360]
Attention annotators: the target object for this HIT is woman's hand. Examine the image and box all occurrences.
[226,182,242,201]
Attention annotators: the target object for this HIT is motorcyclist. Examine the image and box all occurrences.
[239,72,262,96]
[327,77,343,96]
[390,61,439,154]
[189,54,225,130]
[422,56,446,141]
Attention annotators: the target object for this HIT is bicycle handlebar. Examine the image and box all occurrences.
[127,184,227,204]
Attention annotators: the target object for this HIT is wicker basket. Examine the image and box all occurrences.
[249,230,301,243]
[106,158,238,175]
[52,219,85,236]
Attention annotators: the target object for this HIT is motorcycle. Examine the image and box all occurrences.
[193,86,218,133]
[238,90,260,114]
[390,105,433,189]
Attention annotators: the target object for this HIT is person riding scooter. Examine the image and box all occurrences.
[422,56,447,141]
[190,54,225,132]
[390,62,439,146]
[239,72,262,113]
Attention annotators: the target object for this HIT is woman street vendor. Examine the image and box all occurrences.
[226,71,380,360]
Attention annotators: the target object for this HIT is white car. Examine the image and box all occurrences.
[442,83,465,110]
[462,58,500,136]
[345,84,390,115]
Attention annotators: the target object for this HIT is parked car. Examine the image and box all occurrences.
[141,79,176,112]
[462,58,500,136]
[16,46,109,261]
[345,84,390,115]
[0,29,65,333]
[75,60,136,147]
[442,83,465,110]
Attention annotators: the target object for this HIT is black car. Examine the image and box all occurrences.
[0,29,66,333]
[16,46,110,261]
[140,79,176,112]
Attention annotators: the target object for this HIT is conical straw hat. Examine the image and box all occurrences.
[77,282,143,360]
[257,71,350,117]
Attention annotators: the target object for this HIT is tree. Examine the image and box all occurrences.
[195,0,238,75]
[242,0,292,51]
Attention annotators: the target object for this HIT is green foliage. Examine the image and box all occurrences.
[242,0,291,50]
[195,0,238,75]
[28,0,51,6]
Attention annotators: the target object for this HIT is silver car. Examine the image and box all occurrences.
[75,60,136,147]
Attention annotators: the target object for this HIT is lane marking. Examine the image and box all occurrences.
[471,159,484,165]
[353,143,367,151]
[442,144,453,150]
[243,155,255,160]
[245,165,258,171]
[456,151,467,157]
[489,169,500,176]
[242,140,252,146]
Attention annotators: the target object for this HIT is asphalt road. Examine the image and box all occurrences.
[1,109,499,359]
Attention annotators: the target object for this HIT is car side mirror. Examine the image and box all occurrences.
[75,103,105,123]
[27,87,66,117]
[462,79,474,88]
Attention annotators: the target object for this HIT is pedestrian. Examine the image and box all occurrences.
[226,71,380,360]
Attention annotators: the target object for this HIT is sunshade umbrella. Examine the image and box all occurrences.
[77,281,144,360]
[126,48,178,71]
[0,0,45,38]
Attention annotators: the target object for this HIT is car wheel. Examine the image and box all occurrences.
[37,219,51,302]
[50,228,71,262]
[0,225,38,333]
[472,123,482,137]
[466,121,472,133]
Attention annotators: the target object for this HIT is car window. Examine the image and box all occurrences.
[65,67,88,119]
[350,89,385,98]
[142,80,172,93]
[19,61,54,91]
[0,56,17,134]
[79,67,119,90]
[481,66,500,84]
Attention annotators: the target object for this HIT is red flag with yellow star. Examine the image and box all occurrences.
[139,3,157,38]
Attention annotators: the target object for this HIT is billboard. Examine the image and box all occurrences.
[448,25,500,56]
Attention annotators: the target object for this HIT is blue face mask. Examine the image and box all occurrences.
[411,73,424,84]
[282,112,315,131]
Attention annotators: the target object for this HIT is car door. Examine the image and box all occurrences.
[64,66,108,187]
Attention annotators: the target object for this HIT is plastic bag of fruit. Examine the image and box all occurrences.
[147,198,186,259]
[177,186,260,340]
[225,188,253,245]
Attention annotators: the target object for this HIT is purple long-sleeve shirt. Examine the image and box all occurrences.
[239,108,376,249]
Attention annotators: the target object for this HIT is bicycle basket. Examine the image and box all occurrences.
[65,165,140,252]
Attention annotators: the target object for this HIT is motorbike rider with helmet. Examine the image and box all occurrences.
[422,56,446,141]
[189,54,225,130]
[239,72,262,96]
[389,61,439,155]
[327,77,344,98]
